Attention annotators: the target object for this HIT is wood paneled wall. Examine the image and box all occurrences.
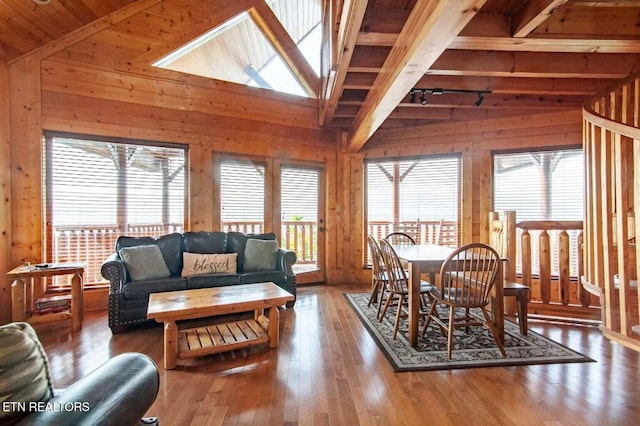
[0,61,11,322]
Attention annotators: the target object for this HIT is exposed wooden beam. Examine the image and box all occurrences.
[450,36,640,53]
[358,32,640,53]
[344,73,612,95]
[339,93,584,109]
[345,0,487,153]
[249,1,319,98]
[320,0,369,125]
[348,48,640,79]
[512,0,569,38]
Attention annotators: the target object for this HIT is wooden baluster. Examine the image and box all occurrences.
[578,231,591,308]
[539,230,551,304]
[559,230,570,306]
[521,230,532,295]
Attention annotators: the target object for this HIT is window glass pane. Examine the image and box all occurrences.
[365,155,461,264]
[493,148,583,277]
[45,135,186,287]
[220,159,265,234]
[493,150,583,220]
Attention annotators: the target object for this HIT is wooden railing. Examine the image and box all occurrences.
[50,221,321,287]
[367,220,459,247]
[51,223,183,286]
[222,220,318,265]
[583,72,640,351]
[489,211,600,322]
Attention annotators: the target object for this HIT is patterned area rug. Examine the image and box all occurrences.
[345,293,594,372]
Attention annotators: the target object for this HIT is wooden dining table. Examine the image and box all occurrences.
[392,244,505,348]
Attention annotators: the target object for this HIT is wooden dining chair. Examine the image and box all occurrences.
[421,242,507,359]
[384,232,416,246]
[378,240,433,338]
[367,235,389,320]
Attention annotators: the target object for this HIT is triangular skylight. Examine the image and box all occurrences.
[153,0,321,98]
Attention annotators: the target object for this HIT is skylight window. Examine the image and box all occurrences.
[153,0,321,98]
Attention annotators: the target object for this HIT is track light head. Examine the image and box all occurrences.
[409,90,416,104]
[474,92,485,107]
[420,90,427,105]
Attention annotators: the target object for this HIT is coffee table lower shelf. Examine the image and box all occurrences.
[177,315,270,360]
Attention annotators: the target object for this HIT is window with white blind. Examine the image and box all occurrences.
[44,133,186,287]
[365,155,461,264]
[493,148,584,277]
[219,158,266,234]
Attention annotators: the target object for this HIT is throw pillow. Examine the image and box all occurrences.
[181,252,238,276]
[0,322,54,423]
[119,245,171,281]
[244,238,279,272]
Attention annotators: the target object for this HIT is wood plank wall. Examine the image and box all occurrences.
[0,61,11,321]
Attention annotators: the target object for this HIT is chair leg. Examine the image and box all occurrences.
[378,291,395,322]
[393,295,405,339]
[420,299,438,336]
[376,285,388,320]
[368,279,380,306]
[447,306,455,360]
[480,307,506,356]
[516,293,528,335]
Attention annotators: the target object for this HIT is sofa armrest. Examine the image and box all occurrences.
[17,353,159,426]
[277,249,297,276]
[101,253,128,294]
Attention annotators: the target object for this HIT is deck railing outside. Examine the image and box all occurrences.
[51,221,319,287]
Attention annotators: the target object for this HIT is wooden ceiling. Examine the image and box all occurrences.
[323,0,640,151]
[2,0,640,152]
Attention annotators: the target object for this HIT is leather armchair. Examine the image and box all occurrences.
[16,353,159,426]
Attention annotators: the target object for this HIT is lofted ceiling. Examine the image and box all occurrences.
[2,0,640,152]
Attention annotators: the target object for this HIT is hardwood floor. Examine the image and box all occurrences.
[34,283,639,425]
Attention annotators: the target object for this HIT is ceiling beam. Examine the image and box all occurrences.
[345,0,487,153]
[348,48,640,79]
[248,1,319,98]
[320,0,369,125]
[343,73,613,95]
[449,36,640,53]
[512,0,568,38]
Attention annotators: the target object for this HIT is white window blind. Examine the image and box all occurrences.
[220,159,266,234]
[44,134,186,287]
[493,148,584,277]
[365,155,461,264]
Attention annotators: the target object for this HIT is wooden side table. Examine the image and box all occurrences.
[7,262,85,331]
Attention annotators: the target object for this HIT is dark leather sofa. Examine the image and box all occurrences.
[16,352,159,426]
[101,231,297,333]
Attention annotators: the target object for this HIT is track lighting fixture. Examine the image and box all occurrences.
[407,88,491,106]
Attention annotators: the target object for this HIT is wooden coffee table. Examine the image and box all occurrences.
[147,282,294,369]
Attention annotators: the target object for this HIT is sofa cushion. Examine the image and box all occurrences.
[244,239,279,272]
[183,231,227,254]
[227,232,277,272]
[123,277,188,300]
[119,245,171,282]
[181,252,237,276]
[116,233,184,277]
[0,322,54,424]
[187,274,241,289]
